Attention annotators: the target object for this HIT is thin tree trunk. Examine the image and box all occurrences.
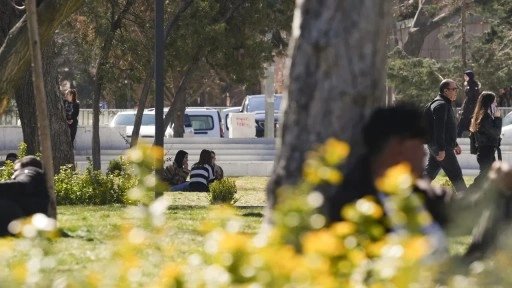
[130,0,194,146]
[461,0,467,69]
[92,0,137,171]
[161,60,199,139]
[266,0,391,220]
[26,0,56,218]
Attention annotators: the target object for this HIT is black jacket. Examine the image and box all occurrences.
[0,167,49,216]
[327,156,450,227]
[476,113,502,147]
[430,94,458,152]
[64,100,80,126]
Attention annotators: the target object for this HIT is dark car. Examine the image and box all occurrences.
[240,94,282,137]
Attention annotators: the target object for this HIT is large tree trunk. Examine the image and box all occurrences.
[0,0,84,111]
[266,0,391,220]
[15,41,74,174]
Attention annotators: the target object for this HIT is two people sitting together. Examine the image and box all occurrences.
[161,149,223,192]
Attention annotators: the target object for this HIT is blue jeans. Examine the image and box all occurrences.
[171,181,190,192]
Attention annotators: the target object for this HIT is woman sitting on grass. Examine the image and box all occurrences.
[162,150,190,191]
[189,149,216,192]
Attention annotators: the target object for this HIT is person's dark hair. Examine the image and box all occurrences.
[5,153,18,162]
[193,149,213,167]
[363,104,427,156]
[66,89,78,103]
[470,91,496,133]
[173,150,188,169]
[439,79,456,94]
[464,70,479,89]
[14,155,43,171]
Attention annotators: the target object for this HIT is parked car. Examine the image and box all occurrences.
[502,111,512,127]
[240,94,282,137]
[109,109,194,138]
[186,107,224,138]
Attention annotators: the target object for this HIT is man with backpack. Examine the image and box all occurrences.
[424,79,467,193]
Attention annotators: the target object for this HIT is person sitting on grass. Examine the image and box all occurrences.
[189,149,216,192]
[0,153,18,168]
[161,150,190,192]
[0,156,49,236]
[210,150,224,181]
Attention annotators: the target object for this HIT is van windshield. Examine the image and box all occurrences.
[113,114,155,126]
[246,96,282,112]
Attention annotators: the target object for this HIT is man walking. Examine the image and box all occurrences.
[424,79,467,192]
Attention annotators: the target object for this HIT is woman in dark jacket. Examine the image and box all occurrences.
[457,70,480,137]
[469,91,502,190]
[63,89,80,144]
[161,150,190,191]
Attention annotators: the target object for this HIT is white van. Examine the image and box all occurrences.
[110,109,194,138]
[186,107,224,138]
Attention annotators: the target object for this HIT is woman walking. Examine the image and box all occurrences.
[457,70,481,137]
[469,91,502,190]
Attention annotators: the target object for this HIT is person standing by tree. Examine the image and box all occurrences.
[468,92,502,191]
[457,70,480,137]
[63,89,80,145]
[424,79,467,193]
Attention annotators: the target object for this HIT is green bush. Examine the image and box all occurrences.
[207,178,239,205]
[0,160,14,181]
[0,142,28,180]
[54,157,138,205]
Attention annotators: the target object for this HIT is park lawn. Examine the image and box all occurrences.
[1,175,474,284]
[0,177,268,283]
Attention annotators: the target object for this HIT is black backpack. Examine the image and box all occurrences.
[422,98,446,144]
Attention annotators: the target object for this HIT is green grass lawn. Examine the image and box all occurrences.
[1,175,476,285]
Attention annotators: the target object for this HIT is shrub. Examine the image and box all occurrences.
[0,142,29,181]
[54,157,138,205]
[0,160,14,181]
[207,178,239,205]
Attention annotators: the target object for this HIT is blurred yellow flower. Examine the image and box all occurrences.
[323,138,350,166]
[303,229,345,256]
[402,236,430,261]
[12,263,26,283]
[375,162,414,194]
[86,272,102,287]
[366,240,388,257]
[330,222,357,237]
[219,232,251,252]
[157,263,183,286]
[355,197,384,219]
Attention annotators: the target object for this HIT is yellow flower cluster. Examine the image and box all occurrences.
[2,140,444,287]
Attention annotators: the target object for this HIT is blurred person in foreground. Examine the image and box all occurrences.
[327,104,512,265]
[0,156,49,236]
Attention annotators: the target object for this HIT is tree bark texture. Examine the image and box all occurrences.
[15,41,75,174]
[91,0,136,171]
[266,0,391,218]
[0,0,84,112]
